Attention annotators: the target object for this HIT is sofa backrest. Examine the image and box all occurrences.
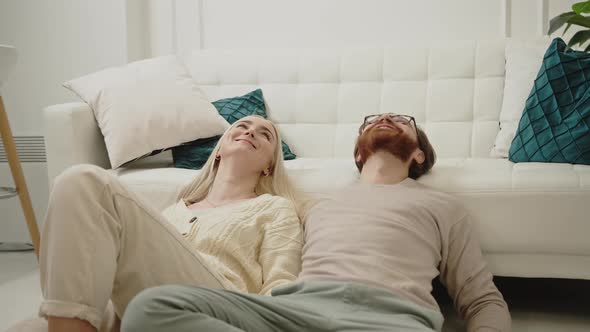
[186,40,506,159]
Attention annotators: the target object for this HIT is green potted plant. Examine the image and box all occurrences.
[549,0,590,50]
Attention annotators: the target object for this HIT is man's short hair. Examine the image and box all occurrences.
[353,125,436,180]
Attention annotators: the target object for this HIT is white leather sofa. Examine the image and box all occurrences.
[44,40,590,283]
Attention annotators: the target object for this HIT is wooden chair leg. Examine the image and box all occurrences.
[0,95,40,259]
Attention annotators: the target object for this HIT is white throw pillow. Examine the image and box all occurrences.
[64,55,229,168]
[490,37,551,158]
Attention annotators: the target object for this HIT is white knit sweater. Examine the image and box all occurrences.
[162,194,303,295]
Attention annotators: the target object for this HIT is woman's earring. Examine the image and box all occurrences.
[215,155,221,161]
[263,169,270,177]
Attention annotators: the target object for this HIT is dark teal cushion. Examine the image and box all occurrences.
[173,89,296,169]
[509,38,590,164]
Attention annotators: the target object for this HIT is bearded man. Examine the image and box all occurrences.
[121,113,511,332]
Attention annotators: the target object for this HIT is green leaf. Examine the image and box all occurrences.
[564,23,573,35]
[572,1,590,14]
[549,11,577,34]
[567,14,590,28]
[568,30,590,47]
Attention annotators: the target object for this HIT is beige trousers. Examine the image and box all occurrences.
[38,164,227,329]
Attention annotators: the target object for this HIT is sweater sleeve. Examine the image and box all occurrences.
[258,199,303,296]
[440,214,511,332]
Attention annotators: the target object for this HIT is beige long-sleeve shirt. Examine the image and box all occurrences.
[299,179,511,332]
[162,194,303,295]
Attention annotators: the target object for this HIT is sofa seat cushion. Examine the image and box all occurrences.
[112,158,590,203]
[110,158,590,264]
[421,158,590,192]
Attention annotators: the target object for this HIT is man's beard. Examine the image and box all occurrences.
[357,126,418,165]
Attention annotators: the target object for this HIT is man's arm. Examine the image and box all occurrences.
[439,214,511,332]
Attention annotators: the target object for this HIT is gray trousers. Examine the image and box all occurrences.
[121,281,444,332]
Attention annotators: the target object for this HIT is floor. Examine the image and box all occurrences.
[435,277,590,331]
[0,252,42,331]
[1,252,589,332]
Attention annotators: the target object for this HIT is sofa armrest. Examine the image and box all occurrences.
[44,102,110,188]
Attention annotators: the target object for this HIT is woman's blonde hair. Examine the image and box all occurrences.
[177,115,310,218]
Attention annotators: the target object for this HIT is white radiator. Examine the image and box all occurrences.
[0,136,48,243]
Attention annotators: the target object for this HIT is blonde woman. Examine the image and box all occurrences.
[39,115,304,332]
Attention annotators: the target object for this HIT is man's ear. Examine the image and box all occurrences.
[414,150,425,165]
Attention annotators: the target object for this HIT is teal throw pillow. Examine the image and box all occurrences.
[509,38,590,164]
[173,89,296,169]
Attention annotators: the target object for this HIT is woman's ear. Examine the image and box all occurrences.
[355,153,362,164]
[413,150,425,165]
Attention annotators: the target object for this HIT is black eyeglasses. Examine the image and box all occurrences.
[359,113,421,147]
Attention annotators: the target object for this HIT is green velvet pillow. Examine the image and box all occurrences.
[173,89,296,169]
[509,38,590,164]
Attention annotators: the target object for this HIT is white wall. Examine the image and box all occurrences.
[0,0,581,243]
[0,0,139,242]
[149,0,581,56]
[0,0,131,134]
[201,0,505,48]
